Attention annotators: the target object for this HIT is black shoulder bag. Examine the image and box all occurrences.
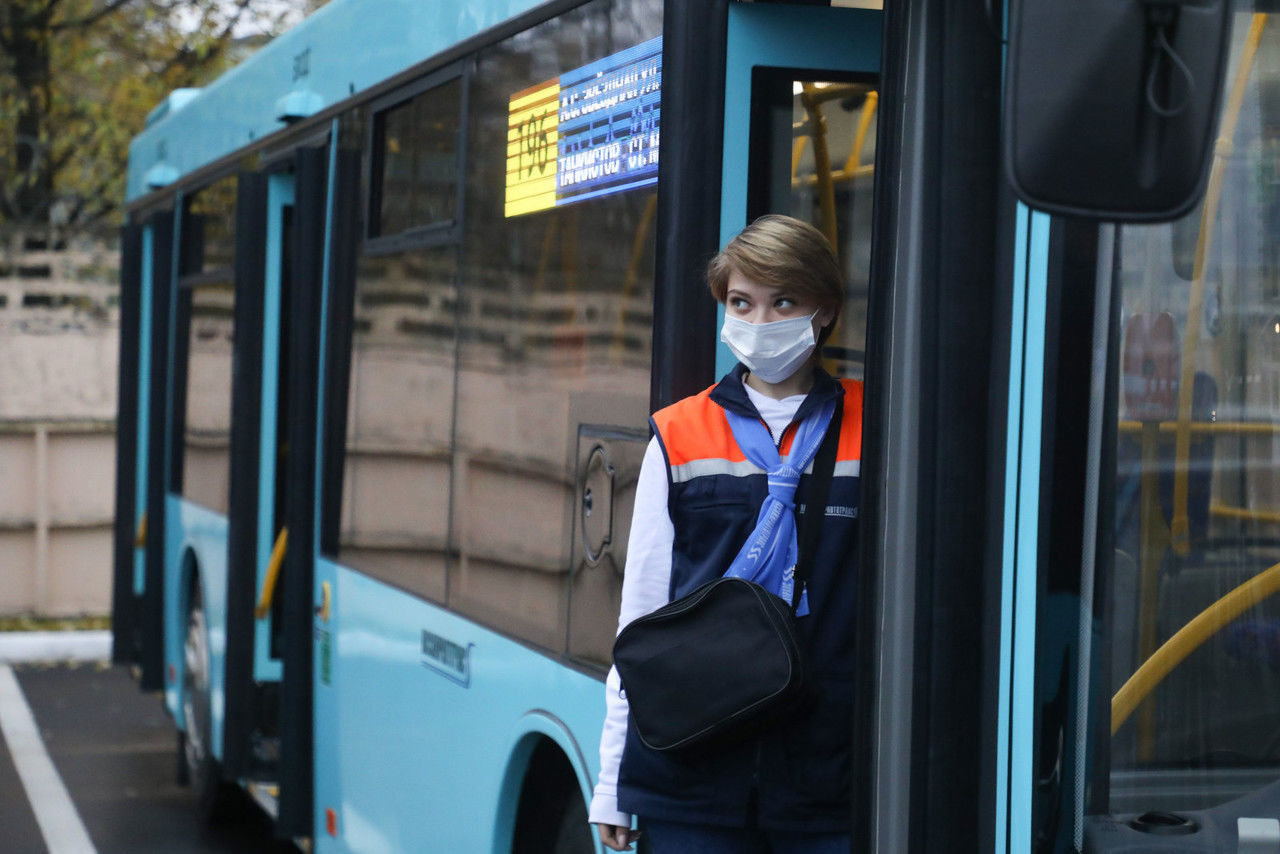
[612,405,843,753]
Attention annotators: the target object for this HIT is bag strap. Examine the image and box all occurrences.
[792,400,843,611]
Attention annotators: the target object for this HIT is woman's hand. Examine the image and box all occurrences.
[597,823,642,851]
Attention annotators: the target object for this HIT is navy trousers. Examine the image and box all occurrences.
[641,818,850,854]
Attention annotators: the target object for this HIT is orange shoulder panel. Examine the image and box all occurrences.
[651,386,745,467]
[837,378,863,462]
[775,378,863,459]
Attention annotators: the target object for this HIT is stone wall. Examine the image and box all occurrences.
[0,233,119,617]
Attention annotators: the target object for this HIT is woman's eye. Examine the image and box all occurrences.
[774,298,796,309]
[729,297,749,310]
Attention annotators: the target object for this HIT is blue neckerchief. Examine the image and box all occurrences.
[722,397,836,616]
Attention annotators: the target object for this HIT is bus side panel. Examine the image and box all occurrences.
[165,494,231,762]
[312,559,604,853]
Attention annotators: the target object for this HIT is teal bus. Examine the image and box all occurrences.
[110,0,1280,850]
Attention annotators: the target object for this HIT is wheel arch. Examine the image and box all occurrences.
[166,546,203,724]
[174,544,203,737]
[179,547,201,620]
[492,710,600,854]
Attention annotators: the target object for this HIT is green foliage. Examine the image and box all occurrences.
[0,613,111,631]
[0,0,325,233]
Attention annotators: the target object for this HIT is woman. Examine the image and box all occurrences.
[590,214,863,853]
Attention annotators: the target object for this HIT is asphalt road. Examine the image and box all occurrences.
[0,662,299,854]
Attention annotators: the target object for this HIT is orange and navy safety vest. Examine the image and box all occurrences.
[618,364,863,831]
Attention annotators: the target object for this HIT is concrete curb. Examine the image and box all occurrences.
[0,631,112,663]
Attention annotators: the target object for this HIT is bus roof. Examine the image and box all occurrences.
[126,0,547,202]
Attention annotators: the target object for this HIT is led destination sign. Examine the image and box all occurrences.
[506,36,661,217]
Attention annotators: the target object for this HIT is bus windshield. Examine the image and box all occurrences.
[1091,4,1280,839]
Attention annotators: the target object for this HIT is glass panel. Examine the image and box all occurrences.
[452,0,661,653]
[374,77,462,237]
[185,176,237,274]
[338,247,458,601]
[1087,6,1280,842]
[759,76,877,382]
[181,282,235,514]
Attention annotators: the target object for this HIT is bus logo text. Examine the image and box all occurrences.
[421,630,473,688]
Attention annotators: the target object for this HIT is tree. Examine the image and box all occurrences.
[0,0,320,239]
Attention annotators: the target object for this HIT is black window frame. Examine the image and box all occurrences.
[170,169,240,510]
[364,60,471,255]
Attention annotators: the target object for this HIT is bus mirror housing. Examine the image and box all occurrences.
[1003,0,1233,222]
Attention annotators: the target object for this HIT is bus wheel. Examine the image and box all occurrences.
[512,740,594,854]
[180,578,235,821]
[551,790,593,854]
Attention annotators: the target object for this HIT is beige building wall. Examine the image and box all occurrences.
[1,237,119,617]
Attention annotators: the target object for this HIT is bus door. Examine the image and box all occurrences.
[140,208,176,692]
[717,0,882,836]
[217,161,300,812]
[1024,9,1280,851]
[255,169,295,686]
[277,142,331,838]
[716,3,881,381]
[113,207,176,676]
[220,143,329,834]
[111,218,150,665]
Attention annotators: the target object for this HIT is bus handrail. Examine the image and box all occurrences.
[799,82,839,250]
[254,527,289,620]
[845,90,877,175]
[1112,558,1280,735]
[1209,503,1280,525]
[791,92,879,181]
[1119,419,1280,436]
[134,512,147,548]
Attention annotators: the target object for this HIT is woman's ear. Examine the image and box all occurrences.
[816,306,836,330]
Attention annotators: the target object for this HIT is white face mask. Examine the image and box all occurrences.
[720,310,819,383]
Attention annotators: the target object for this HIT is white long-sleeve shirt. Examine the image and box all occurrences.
[588,381,805,827]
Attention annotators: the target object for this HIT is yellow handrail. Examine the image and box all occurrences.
[792,136,808,181]
[1209,503,1280,525]
[794,164,875,190]
[1113,559,1280,734]
[845,91,878,175]
[1119,419,1280,436]
[134,512,148,548]
[254,527,289,620]
[1170,13,1268,555]
[797,82,869,107]
[800,83,839,251]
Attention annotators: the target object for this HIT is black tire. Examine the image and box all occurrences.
[180,577,237,822]
[551,790,594,854]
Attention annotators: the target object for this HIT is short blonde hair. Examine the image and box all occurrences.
[707,215,845,334]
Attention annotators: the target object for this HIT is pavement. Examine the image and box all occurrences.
[0,631,298,854]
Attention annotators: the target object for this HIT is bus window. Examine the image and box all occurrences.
[749,72,877,381]
[368,75,463,242]
[452,1,661,653]
[337,245,460,602]
[174,176,237,514]
[1066,8,1280,848]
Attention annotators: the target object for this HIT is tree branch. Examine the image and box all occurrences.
[50,0,138,32]
[68,193,118,229]
[217,0,253,39]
